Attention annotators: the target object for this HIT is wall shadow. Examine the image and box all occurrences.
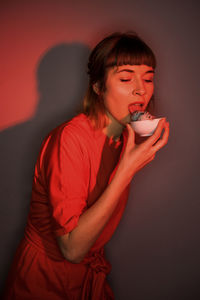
[0,42,90,294]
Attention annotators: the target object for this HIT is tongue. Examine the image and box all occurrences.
[128,104,142,114]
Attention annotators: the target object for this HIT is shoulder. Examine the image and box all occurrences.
[54,113,95,143]
[64,113,94,137]
[42,114,95,153]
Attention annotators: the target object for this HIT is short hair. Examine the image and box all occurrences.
[83,32,156,128]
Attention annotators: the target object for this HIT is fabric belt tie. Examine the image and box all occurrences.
[25,222,114,299]
[81,248,114,300]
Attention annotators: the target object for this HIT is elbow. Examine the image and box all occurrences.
[57,234,85,264]
[63,250,84,264]
[67,256,83,264]
[60,246,84,264]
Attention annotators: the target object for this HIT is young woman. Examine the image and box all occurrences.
[4,32,169,300]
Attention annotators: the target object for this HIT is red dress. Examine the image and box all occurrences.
[4,114,130,300]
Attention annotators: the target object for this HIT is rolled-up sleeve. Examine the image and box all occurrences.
[42,125,90,236]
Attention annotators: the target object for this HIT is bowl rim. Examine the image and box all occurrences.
[130,117,161,125]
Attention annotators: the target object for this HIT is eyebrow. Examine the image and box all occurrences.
[116,69,155,74]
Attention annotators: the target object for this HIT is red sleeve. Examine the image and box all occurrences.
[42,124,90,236]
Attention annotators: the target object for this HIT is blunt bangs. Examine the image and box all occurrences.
[106,36,156,69]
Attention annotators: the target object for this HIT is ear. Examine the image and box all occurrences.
[92,82,100,95]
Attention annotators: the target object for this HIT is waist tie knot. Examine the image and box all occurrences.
[25,222,114,299]
[81,248,114,300]
[83,248,111,274]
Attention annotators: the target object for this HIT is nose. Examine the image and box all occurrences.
[132,78,145,96]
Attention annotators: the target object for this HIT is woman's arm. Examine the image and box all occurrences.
[57,119,169,263]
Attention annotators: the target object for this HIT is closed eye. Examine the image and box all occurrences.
[144,79,153,83]
[120,79,131,82]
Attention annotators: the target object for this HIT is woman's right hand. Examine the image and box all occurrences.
[117,118,170,184]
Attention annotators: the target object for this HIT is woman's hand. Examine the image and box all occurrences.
[117,118,170,183]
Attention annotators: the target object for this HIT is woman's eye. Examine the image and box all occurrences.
[120,79,131,82]
[144,79,153,83]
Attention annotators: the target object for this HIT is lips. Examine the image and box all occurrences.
[128,102,145,114]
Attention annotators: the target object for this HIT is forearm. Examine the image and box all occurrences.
[57,167,130,263]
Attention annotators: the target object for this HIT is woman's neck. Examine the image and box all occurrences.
[102,111,125,141]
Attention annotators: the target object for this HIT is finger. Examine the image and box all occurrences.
[145,118,166,146]
[153,122,169,152]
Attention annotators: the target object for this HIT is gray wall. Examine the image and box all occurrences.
[1,1,200,299]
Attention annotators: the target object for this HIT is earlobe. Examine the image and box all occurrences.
[93,82,100,95]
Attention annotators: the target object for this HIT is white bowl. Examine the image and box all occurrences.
[131,118,161,136]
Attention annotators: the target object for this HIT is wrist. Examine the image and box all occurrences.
[112,164,134,191]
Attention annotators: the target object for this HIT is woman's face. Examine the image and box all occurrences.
[103,64,154,125]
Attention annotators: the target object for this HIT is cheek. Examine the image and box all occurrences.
[146,85,154,99]
[104,87,119,105]
[109,84,130,99]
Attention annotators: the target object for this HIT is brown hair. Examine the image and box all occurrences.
[83,32,156,128]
